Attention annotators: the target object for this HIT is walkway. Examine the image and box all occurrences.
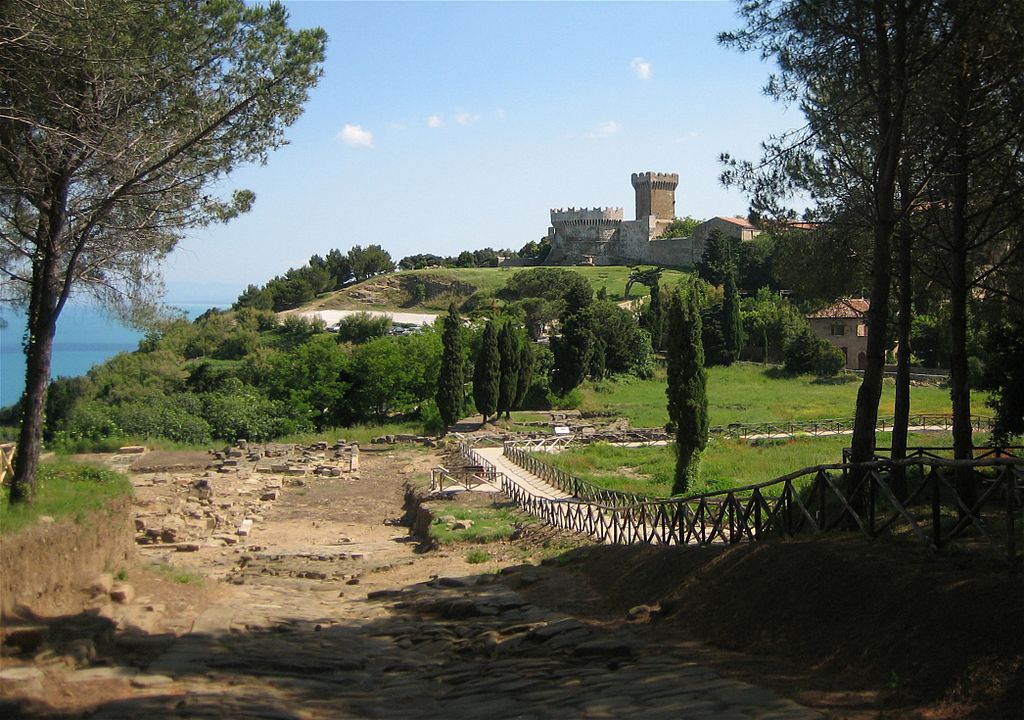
[476,446,572,501]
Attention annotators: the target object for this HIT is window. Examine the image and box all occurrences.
[830,323,846,336]
[856,323,867,337]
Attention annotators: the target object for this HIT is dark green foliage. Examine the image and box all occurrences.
[473,321,501,422]
[696,230,738,287]
[986,321,1024,444]
[43,376,89,440]
[348,244,395,281]
[498,267,592,304]
[721,270,744,365]
[203,380,304,442]
[274,315,326,350]
[783,327,845,377]
[350,332,442,422]
[591,301,654,377]
[551,309,594,395]
[515,297,559,341]
[334,312,391,344]
[911,312,952,368]
[741,288,806,363]
[657,216,702,239]
[665,286,708,496]
[262,334,351,429]
[436,304,465,432]
[497,323,522,419]
[514,341,535,408]
[640,283,665,350]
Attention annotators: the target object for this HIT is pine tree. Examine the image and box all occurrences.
[497,322,522,420]
[472,320,501,423]
[435,303,464,434]
[721,268,744,365]
[665,285,708,495]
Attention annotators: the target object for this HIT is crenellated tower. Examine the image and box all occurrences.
[631,171,678,228]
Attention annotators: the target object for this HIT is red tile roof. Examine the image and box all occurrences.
[806,298,870,319]
[714,216,756,229]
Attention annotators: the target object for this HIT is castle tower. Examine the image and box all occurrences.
[631,171,678,223]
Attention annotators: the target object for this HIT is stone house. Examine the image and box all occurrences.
[806,298,870,370]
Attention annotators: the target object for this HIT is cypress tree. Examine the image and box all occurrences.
[642,282,665,350]
[514,340,535,409]
[473,320,501,423]
[551,282,594,395]
[721,268,744,364]
[497,322,522,420]
[435,303,464,434]
[666,285,708,495]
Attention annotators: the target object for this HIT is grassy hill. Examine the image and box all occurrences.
[296,265,691,314]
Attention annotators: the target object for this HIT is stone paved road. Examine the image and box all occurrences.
[3,449,822,720]
[89,568,822,720]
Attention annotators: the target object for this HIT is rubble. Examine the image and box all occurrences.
[132,440,362,549]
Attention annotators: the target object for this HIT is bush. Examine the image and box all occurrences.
[784,327,845,377]
[335,312,391,344]
[202,381,306,442]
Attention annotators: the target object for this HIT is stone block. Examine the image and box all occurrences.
[110,582,135,604]
[236,519,253,537]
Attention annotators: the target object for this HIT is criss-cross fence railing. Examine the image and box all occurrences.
[482,439,1023,563]
[503,443,651,506]
[0,443,14,486]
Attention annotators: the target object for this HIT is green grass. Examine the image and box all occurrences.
[277,421,429,447]
[578,362,987,429]
[464,549,491,564]
[427,504,533,544]
[0,460,133,534]
[147,561,205,585]
[540,431,971,498]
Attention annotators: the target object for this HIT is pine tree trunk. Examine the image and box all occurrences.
[10,265,60,503]
[891,171,914,500]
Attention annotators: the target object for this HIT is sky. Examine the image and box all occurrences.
[162,0,805,305]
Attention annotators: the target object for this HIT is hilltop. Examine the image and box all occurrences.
[292,265,691,315]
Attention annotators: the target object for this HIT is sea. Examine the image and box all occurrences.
[0,299,230,409]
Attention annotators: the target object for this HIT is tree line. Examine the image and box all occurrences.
[720,0,1024,510]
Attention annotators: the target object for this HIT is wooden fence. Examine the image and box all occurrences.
[0,443,15,486]
[481,439,1023,563]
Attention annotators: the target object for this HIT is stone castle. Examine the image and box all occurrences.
[544,171,758,267]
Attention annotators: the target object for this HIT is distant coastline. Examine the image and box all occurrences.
[1,300,230,409]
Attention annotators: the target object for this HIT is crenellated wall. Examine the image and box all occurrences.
[544,171,753,268]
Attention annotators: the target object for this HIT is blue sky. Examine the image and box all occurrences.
[162,0,804,304]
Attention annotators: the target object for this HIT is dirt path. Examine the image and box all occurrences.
[2,446,821,720]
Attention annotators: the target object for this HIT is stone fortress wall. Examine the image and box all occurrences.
[544,171,756,268]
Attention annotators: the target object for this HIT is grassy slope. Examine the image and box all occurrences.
[300,265,691,313]
[542,431,964,497]
[0,461,133,534]
[579,362,988,428]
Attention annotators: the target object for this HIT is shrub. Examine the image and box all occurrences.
[784,327,845,377]
[335,312,391,344]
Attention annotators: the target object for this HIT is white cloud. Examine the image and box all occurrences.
[455,110,480,125]
[630,57,652,80]
[338,124,374,148]
[426,113,443,128]
[585,120,621,140]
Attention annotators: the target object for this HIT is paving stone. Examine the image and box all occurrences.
[129,674,175,688]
